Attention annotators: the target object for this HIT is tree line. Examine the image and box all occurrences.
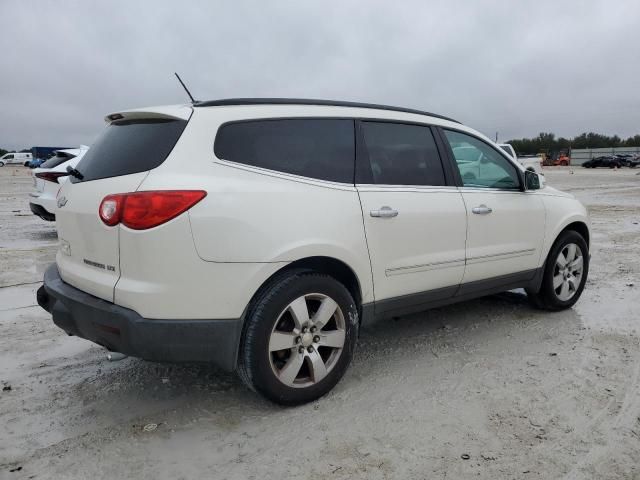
[507,132,640,155]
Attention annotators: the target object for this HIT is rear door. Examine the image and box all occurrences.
[55,110,190,301]
[356,121,467,316]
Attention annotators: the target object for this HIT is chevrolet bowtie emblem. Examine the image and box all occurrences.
[57,196,68,208]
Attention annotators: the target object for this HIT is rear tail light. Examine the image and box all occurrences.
[99,194,126,226]
[35,172,70,183]
[98,190,207,230]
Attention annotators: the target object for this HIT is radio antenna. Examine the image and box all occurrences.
[174,72,197,103]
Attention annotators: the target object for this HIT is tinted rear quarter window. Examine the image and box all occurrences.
[214,119,355,183]
[361,122,446,186]
[71,119,187,183]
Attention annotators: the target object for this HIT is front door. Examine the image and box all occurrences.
[356,121,467,315]
[442,129,546,284]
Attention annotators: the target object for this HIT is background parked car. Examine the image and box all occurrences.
[614,154,640,168]
[582,156,622,168]
[28,157,48,168]
[29,146,88,221]
[29,146,71,167]
[0,152,32,166]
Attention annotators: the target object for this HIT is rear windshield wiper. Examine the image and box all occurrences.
[66,165,84,180]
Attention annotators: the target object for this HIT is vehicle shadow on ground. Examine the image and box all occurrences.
[63,290,579,424]
[27,229,57,242]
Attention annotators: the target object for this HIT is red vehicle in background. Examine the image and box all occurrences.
[553,154,571,166]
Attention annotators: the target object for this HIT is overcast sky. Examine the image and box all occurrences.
[1,0,639,150]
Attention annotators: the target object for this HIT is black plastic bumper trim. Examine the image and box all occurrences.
[38,264,242,371]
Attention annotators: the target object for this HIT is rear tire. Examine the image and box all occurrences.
[237,270,358,405]
[527,230,589,311]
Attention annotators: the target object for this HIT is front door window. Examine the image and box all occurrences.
[444,130,520,189]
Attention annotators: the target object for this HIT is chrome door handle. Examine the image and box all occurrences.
[472,205,492,215]
[370,206,398,218]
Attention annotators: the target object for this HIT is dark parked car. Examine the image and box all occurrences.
[614,154,640,168]
[582,156,622,168]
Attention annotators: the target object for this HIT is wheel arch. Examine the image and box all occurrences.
[529,219,590,295]
[560,221,590,248]
[263,256,361,309]
[244,256,365,330]
[541,217,590,268]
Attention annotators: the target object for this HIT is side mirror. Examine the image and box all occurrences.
[524,170,542,190]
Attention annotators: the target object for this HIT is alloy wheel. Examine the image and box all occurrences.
[268,293,346,388]
[553,243,584,301]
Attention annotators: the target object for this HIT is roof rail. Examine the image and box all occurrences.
[193,98,459,123]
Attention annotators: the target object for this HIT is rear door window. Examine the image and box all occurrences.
[360,122,446,186]
[71,119,188,183]
[214,119,355,183]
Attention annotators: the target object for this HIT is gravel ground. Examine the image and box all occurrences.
[1,166,639,479]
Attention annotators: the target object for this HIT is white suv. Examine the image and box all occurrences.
[38,99,590,405]
[30,147,88,221]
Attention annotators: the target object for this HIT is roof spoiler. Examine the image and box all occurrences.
[104,105,192,123]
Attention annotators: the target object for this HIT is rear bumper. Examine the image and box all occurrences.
[29,202,55,221]
[38,264,242,371]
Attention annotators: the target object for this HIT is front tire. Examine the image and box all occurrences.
[238,271,358,405]
[527,230,589,311]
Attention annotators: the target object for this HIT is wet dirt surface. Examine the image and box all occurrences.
[1,166,639,479]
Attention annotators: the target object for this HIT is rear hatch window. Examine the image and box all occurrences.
[71,119,187,183]
[40,152,76,169]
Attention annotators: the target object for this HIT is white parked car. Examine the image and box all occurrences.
[29,147,88,221]
[0,151,32,166]
[38,99,590,405]
[498,143,543,174]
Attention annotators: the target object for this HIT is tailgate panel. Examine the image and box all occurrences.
[55,173,147,301]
